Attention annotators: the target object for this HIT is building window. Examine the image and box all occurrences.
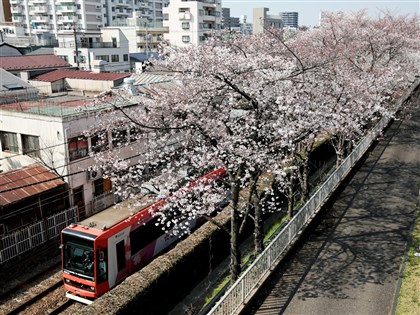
[68,136,88,161]
[129,126,139,142]
[22,134,40,157]
[58,55,68,62]
[0,131,18,153]
[182,35,190,43]
[93,177,112,197]
[123,54,128,61]
[199,9,204,16]
[112,127,127,148]
[111,54,119,62]
[182,22,189,30]
[179,8,190,13]
[91,131,109,153]
[96,55,109,62]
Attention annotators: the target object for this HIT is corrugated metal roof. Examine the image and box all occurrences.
[0,163,64,206]
[131,73,174,86]
[32,69,131,82]
[0,54,71,70]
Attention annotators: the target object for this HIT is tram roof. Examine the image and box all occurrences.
[78,193,159,232]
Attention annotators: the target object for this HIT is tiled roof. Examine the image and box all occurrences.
[0,54,71,70]
[32,69,131,82]
[0,163,64,206]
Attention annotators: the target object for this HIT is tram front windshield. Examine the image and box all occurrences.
[63,234,95,281]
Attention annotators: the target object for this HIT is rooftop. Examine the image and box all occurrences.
[0,93,138,118]
[0,54,71,71]
[0,163,64,207]
[31,69,131,82]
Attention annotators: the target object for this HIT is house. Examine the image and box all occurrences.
[0,68,39,104]
[0,91,151,220]
[0,42,23,56]
[29,69,131,95]
[0,54,71,80]
[0,163,69,236]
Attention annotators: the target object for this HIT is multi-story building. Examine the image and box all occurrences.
[0,91,142,219]
[253,7,282,34]
[54,27,130,72]
[280,12,298,28]
[6,0,168,41]
[163,0,222,47]
[111,11,169,54]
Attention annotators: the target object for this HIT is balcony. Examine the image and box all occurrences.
[11,6,23,14]
[115,0,130,7]
[31,16,50,23]
[57,16,75,24]
[10,0,20,4]
[29,0,47,4]
[56,5,76,13]
[32,6,48,13]
[12,16,24,23]
[32,27,50,34]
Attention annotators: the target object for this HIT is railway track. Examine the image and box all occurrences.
[0,269,77,315]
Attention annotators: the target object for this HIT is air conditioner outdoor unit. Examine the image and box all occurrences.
[87,169,102,180]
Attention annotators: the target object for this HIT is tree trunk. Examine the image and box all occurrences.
[253,194,264,254]
[230,175,242,283]
[300,156,310,203]
[287,173,295,219]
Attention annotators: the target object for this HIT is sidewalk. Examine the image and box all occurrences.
[248,105,420,314]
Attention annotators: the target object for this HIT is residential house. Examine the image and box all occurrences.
[0,41,22,56]
[0,54,71,80]
[28,69,130,95]
[0,68,39,104]
[0,87,156,219]
[0,163,69,236]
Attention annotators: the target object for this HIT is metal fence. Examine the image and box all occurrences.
[207,114,391,315]
[0,207,77,265]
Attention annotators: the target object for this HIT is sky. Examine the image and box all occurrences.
[222,0,420,27]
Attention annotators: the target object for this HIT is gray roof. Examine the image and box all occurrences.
[0,68,36,91]
[26,47,55,55]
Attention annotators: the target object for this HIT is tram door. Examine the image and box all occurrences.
[107,227,130,287]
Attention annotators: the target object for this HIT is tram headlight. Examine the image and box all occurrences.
[65,279,71,284]
[90,286,95,291]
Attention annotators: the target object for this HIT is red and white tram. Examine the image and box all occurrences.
[61,167,226,304]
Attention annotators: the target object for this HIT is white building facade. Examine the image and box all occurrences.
[0,96,149,219]
[54,27,130,72]
[163,0,222,47]
[8,0,168,41]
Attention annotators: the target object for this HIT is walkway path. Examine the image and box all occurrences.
[247,101,420,314]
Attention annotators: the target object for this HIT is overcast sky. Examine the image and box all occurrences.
[222,0,420,27]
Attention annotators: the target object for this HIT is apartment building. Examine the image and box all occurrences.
[163,0,222,47]
[7,0,167,41]
[280,12,298,28]
[112,10,169,54]
[54,27,130,72]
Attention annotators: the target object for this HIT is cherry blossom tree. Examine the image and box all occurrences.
[87,10,419,283]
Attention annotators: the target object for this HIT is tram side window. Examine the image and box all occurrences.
[116,240,126,272]
[97,249,107,284]
[130,217,164,255]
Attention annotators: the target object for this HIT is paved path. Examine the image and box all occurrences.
[247,102,420,314]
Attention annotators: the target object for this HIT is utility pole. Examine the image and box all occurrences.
[73,23,80,69]
[144,18,149,58]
